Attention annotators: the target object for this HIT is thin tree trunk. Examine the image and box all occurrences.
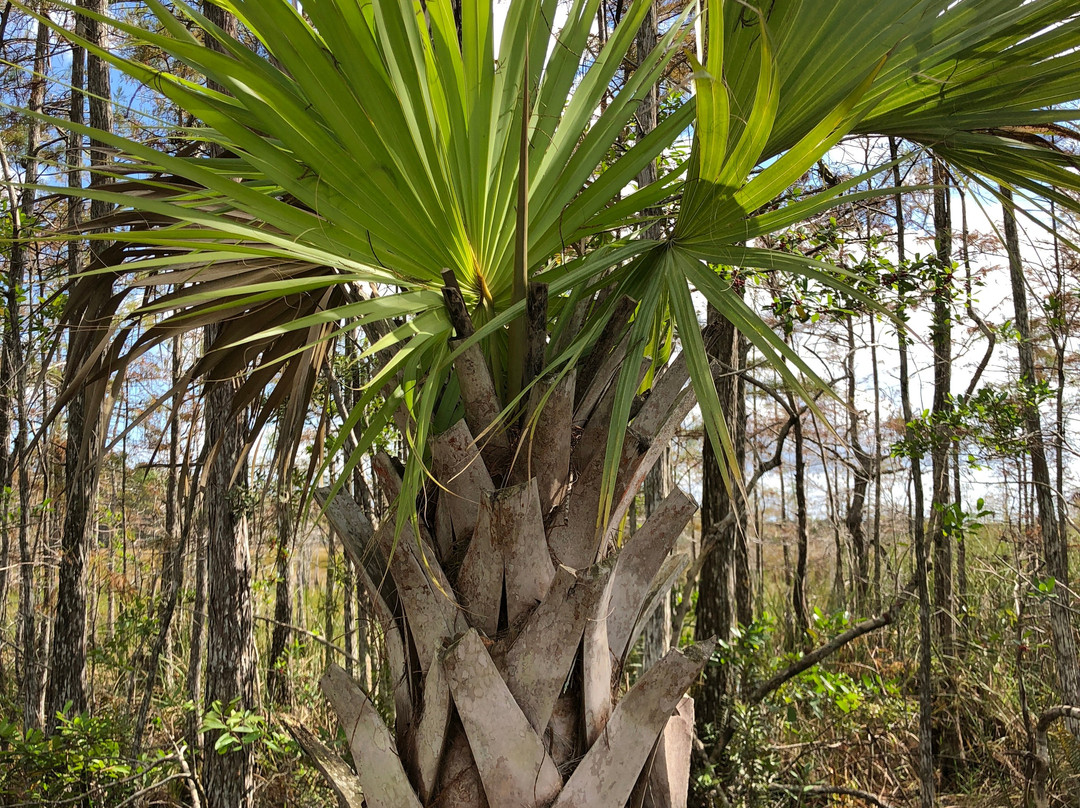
[928,155,960,785]
[845,316,872,612]
[1048,198,1069,583]
[267,486,294,704]
[1002,187,1080,730]
[814,414,846,613]
[870,316,883,613]
[929,155,955,657]
[892,138,935,808]
[696,307,743,730]
[132,337,186,753]
[50,0,108,727]
[0,15,46,726]
[790,399,810,647]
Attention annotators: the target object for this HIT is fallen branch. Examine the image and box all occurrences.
[713,577,917,760]
[283,718,364,808]
[253,614,364,668]
[770,783,897,808]
[114,774,193,808]
[1033,705,1080,808]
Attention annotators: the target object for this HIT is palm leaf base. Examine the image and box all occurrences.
[313,348,711,808]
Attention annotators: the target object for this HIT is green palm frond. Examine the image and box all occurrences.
[13,0,1080,531]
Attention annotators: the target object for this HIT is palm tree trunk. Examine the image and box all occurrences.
[314,311,713,808]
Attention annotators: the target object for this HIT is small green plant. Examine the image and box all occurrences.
[0,705,146,801]
[199,699,298,757]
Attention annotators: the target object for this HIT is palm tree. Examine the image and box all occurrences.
[28,0,1080,805]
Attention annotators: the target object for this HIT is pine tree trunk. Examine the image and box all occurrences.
[790,402,810,646]
[50,0,108,728]
[696,309,741,729]
[201,322,257,808]
[195,9,257,801]
[844,316,872,612]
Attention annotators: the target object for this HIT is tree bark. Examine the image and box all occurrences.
[845,316,872,612]
[267,486,294,704]
[928,155,961,785]
[201,323,257,808]
[1002,187,1080,729]
[892,138,935,808]
[790,398,810,647]
[0,9,49,728]
[310,308,713,808]
[696,307,744,732]
[50,0,110,729]
[198,7,257,805]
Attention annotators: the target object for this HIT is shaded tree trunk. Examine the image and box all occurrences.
[0,8,49,728]
[696,307,745,733]
[892,138,935,808]
[267,486,294,704]
[201,323,257,808]
[49,0,111,729]
[845,316,872,612]
[790,398,810,647]
[198,6,257,805]
[929,155,961,786]
[929,156,955,653]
